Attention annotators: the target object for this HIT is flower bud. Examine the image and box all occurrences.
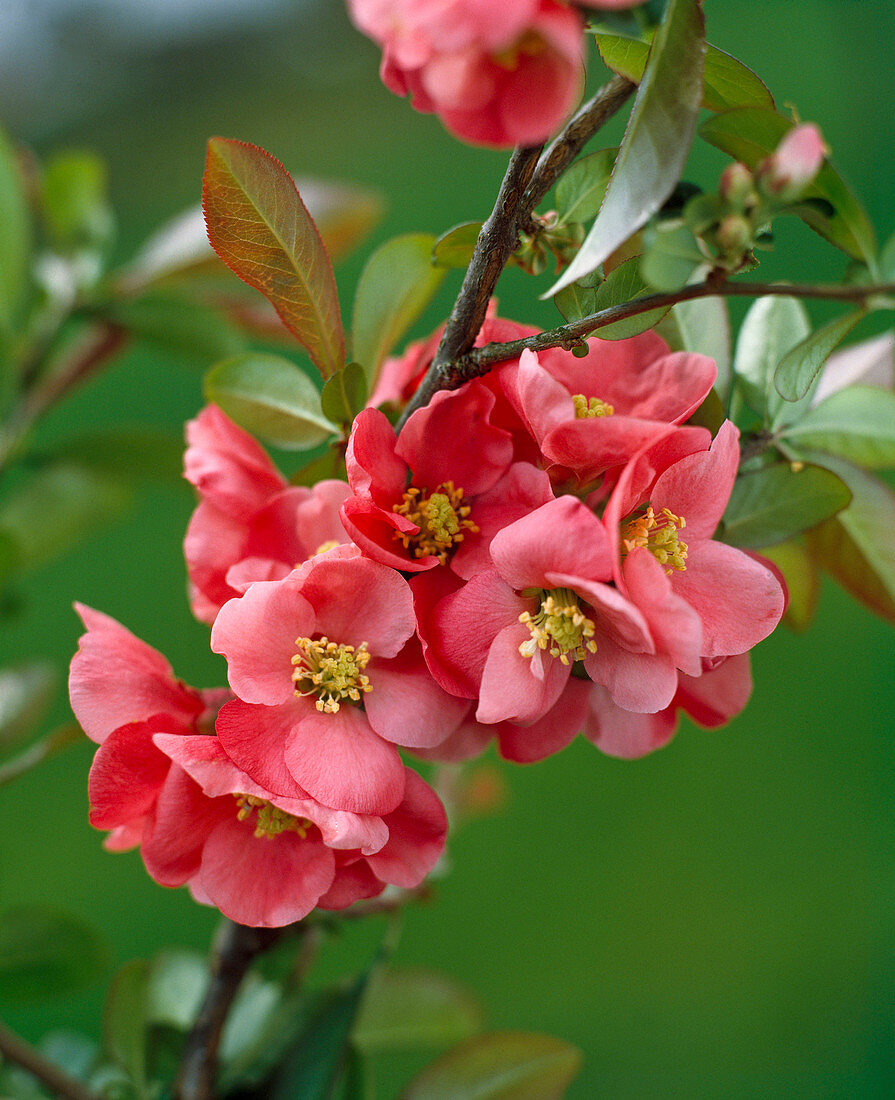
[757,124,827,203]
[719,162,754,207]
[716,214,753,256]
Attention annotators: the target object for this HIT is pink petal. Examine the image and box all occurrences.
[366,769,447,888]
[284,707,406,815]
[88,717,176,829]
[652,419,740,539]
[584,636,677,713]
[675,653,753,728]
[141,767,227,886]
[317,861,384,910]
[669,539,784,657]
[583,684,679,759]
[621,549,703,676]
[340,497,436,572]
[496,676,591,763]
[184,405,285,515]
[476,622,570,725]
[345,408,408,503]
[198,817,335,927]
[214,699,310,798]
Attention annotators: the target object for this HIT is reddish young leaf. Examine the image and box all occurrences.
[203,138,345,378]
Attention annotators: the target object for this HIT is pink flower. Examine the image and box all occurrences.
[69,604,230,849]
[348,0,589,148]
[211,546,468,815]
[343,384,553,577]
[184,405,350,623]
[494,336,717,485]
[93,731,446,927]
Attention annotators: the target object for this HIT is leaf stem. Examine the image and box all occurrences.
[173,919,286,1100]
[0,1019,101,1100]
[430,278,895,391]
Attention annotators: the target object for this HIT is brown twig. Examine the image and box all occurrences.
[0,1019,101,1100]
[424,278,894,391]
[173,920,286,1100]
[397,76,638,426]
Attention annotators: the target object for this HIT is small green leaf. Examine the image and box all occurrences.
[146,950,208,1031]
[40,1031,100,1083]
[401,1031,583,1100]
[41,150,114,252]
[203,138,345,379]
[106,292,246,365]
[805,456,895,624]
[353,967,483,1055]
[204,353,337,450]
[352,233,446,385]
[290,446,347,487]
[104,960,150,1097]
[721,462,852,548]
[733,296,810,420]
[271,977,371,1100]
[553,281,596,324]
[0,907,109,1001]
[596,34,774,112]
[700,109,876,263]
[547,0,706,295]
[639,222,703,292]
[590,257,670,340]
[759,540,818,632]
[0,463,130,573]
[0,126,30,337]
[219,975,287,1088]
[321,362,369,426]
[880,230,895,282]
[782,385,895,467]
[669,296,732,399]
[432,222,482,269]
[0,663,57,751]
[773,309,864,406]
[554,149,616,226]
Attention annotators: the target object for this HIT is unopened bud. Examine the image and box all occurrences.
[757,123,827,203]
[716,213,752,255]
[719,162,754,207]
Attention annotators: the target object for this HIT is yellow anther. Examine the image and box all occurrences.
[393,481,479,564]
[291,636,372,713]
[518,587,597,665]
[621,506,688,574]
[572,394,614,419]
[494,30,545,70]
[235,794,311,840]
[313,539,341,556]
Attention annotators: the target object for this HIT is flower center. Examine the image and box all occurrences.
[291,636,372,713]
[621,506,688,573]
[313,539,341,556]
[494,30,545,70]
[393,481,479,564]
[572,394,614,418]
[518,587,597,665]
[235,794,311,840]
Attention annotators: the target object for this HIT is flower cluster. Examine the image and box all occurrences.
[70,311,785,926]
[347,0,641,148]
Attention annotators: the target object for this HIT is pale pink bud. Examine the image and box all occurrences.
[758,124,827,202]
[719,162,754,207]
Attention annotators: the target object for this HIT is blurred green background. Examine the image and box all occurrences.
[1,0,894,1095]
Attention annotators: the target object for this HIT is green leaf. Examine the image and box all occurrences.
[732,296,810,420]
[432,222,482,269]
[104,960,150,1097]
[401,1031,583,1100]
[0,907,109,1001]
[553,281,596,325]
[0,663,57,751]
[353,967,483,1055]
[639,223,703,292]
[41,150,114,252]
[0,463,130,573]
[804,457,895,623]
[146,950,208,1031]
[290,445,347,487]
[669,295,732,398]
[271,977,371,1100]
[553,149,616,226]
[40,1031,100,1083]
[203,138,345,379]
[596,34,773,112]
[547,0,706,296]
[219,974,287,1088]
[321,362,368,426]
[589,257,670,340]
[204,353,337,450]
[41,427,185,484]
[352,234,446,385]
[759,540,818,632]
[880,230,895,281]
[0,125,30,337]
[106,293,246,365]
[773,309,865,406]
[721,461,852,548]
[700,109,876,263]
[782,385,895,467]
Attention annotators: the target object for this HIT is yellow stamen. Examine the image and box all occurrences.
[313,539,341,556]
[291,636,372,713]
[572,394,615,419]
[235,794,311,840]
[393,481,479,564]
[518,587,597,666]
[493,30,545,70]
[621,506,688,574]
